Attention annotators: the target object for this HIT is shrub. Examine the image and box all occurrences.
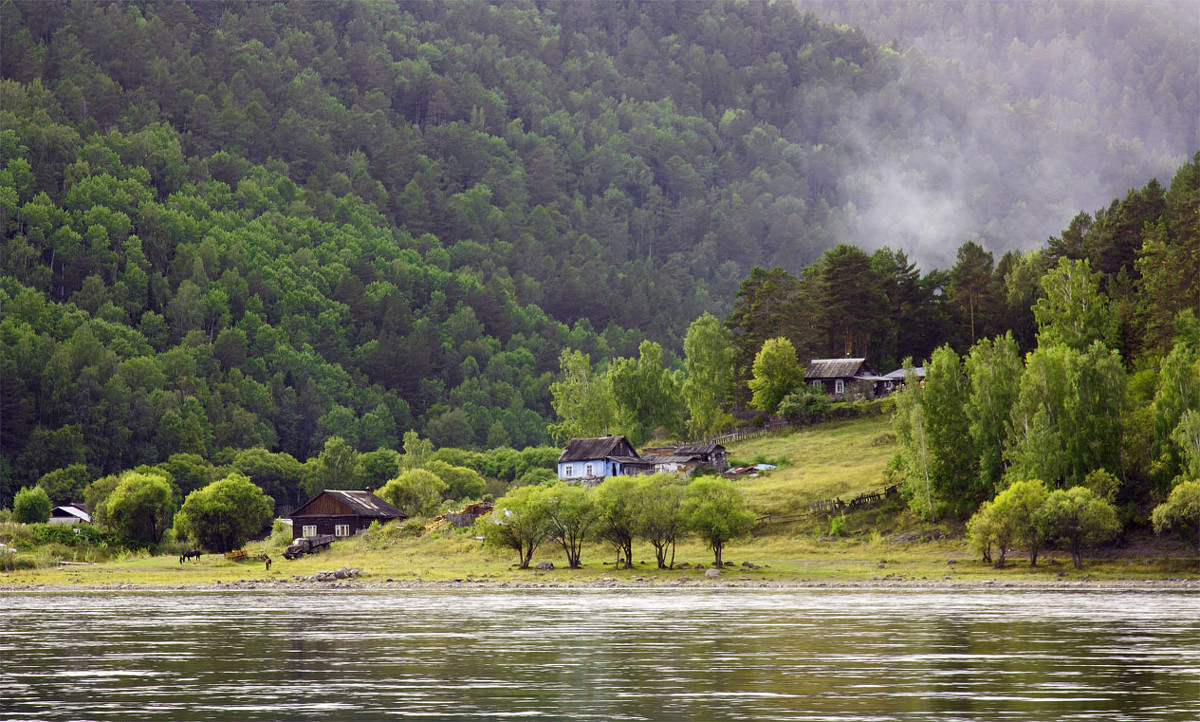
[1152,479,1200,557]
[13,486,51,524]
[378,469,447,517]
[777,386,831,425]
[828,514,848,538]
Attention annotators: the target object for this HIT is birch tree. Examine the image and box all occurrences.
[893,363,934,519]
[682,313,735,438]
[965,333,1021,497]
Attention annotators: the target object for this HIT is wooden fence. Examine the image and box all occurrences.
[707,421,790,446]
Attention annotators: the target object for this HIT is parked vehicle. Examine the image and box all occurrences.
[282,534,336,560]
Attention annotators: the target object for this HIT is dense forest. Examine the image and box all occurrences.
[1,1,1196,514]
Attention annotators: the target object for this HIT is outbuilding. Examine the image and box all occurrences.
[642,443,728,475]
[288,490,407,540]
[48,504,91,525]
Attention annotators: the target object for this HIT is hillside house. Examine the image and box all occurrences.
[558,437,727,481]
[805,358,883,398]
[557,436,653,482]
[288,489,407,540]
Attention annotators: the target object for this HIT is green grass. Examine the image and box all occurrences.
[2,416,1196,587]
[733,415,897,519]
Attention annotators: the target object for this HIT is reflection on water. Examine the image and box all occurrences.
[1,589,1197,720]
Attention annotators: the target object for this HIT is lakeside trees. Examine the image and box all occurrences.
[968,480,1119,569]
[481,473,752,570]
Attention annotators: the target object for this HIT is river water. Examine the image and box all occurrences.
[1,588,1197,721]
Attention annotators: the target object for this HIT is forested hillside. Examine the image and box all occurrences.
[1,0,1196,509]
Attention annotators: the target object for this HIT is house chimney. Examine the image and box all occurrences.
[364,486,373,496]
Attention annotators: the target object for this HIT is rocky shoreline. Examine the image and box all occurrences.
[3,573,1197,593]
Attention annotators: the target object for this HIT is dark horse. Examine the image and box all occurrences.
[179,550,201,564]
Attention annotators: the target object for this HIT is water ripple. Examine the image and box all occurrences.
[1,588,1197,721]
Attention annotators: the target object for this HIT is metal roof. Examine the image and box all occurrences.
[291,490,408,520]
[50,505,91,522]
[883,367,926,379]
[673,443,725,455]
[805,358,873,379]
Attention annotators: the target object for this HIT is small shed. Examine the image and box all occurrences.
[48,504,91,525]
[672,443,728,473]
[557,436,645,482]
[884,367,925,384]
[805,358,879,397]
[288,490,407,540]
[642,443,728,475]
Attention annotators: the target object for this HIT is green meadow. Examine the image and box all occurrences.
[2,416,1194,588]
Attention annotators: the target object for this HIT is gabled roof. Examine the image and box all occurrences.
[643,454,698,465]
[51,505,91,522]
[673,443,725,455]
[558,436,638,463]
[290,490,407,520]
[884,367,926,380]
[805,358,874,379]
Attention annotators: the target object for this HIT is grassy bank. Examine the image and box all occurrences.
[3,417,1196,588]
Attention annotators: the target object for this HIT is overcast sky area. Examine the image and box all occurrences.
[798,0,1199,271]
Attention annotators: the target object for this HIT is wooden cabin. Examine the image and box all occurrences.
[805,358,881,398]
[557,436,650,482]
[288,490,407,540]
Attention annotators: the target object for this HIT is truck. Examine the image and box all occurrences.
[282,534,336,560]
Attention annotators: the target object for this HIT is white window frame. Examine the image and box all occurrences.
[585,463,594,477]
[564,465,574,478]
[334,524,350,537]
[302,525,317,537]
[835,379,845,395]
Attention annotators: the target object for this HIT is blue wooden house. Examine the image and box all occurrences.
[556,436,653,482]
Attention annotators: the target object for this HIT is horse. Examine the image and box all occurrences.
[179,550,201,564]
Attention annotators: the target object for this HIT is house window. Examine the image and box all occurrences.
[835,379,845,395]
[585,463,594,477]
[565,465,574,477]
[335,524,350,537]
[302,525,317,537]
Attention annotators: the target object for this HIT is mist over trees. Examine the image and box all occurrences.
[799,0,1198,270]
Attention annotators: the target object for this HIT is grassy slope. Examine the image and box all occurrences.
[2,417,1196,587]
[734,415,896,518]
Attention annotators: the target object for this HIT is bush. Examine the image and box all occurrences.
[378,469,447,517]
[13,486,51,524]
[1152,479,1200,556]
[777,387,831,425]
[828,514,848,538]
